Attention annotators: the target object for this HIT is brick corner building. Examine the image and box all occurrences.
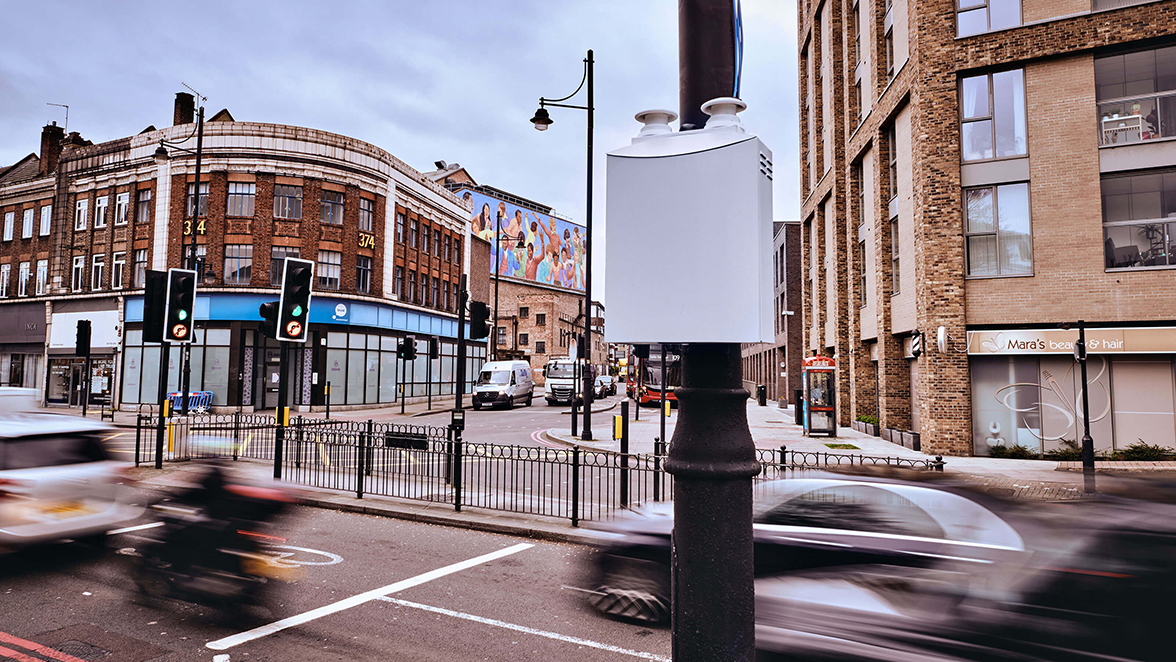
[799,0,1176,456]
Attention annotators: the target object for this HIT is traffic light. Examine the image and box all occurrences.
[163,268,197,343]
[143,270,168,343]
[429,337,440,359]
[634,344,650,360]
[278,258,314,342]
[469,301,491,339]
[75,319,91,357]
[398,339,417,361]
[576,334,586,360]
[259,301,279,339]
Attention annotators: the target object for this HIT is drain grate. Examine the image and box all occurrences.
[53,640,110,661]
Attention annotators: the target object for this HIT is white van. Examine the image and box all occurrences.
[543,357,596,406]
[472,361,535,410]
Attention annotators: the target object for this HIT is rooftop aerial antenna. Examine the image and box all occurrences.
[181,82,206,106]
[46,103,68,131]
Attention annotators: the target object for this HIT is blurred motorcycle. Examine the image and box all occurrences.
[131,462,298,617]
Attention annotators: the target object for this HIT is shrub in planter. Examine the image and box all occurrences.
[865,423,880,436]
[988,444,1039,460]
[1043,439,1082,462]
[1117,441,1174,461]
[855,414,880,426]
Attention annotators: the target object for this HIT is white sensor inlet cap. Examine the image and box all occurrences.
[701,97,747,130]
[634,109,678,139]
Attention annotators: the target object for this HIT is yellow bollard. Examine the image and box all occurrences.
[613,415,623,440]
[162,399,171,418]
[665,400,672,418]
[166,419,174,453]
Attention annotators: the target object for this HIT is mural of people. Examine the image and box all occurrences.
[460,189,586,292]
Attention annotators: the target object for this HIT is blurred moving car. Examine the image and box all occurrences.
[594,375,617,398]
[0,388,142,551]
[587,474,1025,622]
[755,492,1176,661]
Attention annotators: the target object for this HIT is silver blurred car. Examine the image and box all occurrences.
[0,390,142,550]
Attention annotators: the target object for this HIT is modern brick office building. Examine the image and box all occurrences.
[0,93,485,412]
[799,0,1176,455]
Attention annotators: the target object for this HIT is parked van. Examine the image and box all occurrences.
[472,361,535,410]
[543,357,596,406]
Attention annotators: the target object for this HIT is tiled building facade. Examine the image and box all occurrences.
[799,0,1176,455]
[0,93,486,411]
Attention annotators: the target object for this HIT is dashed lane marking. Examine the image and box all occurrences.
[108,521,164,535]
[376,597,670,661]
[206,542,533,650]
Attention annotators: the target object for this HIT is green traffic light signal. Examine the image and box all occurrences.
[178,310,188,321]
[292,304,303,318]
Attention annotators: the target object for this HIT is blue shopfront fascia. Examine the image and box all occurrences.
[125,293,468,339]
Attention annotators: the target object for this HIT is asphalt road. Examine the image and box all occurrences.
[0,505,670,662]
[407,393,622,447]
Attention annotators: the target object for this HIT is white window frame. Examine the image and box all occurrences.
[17,262,28,297]
[359,197,374,232]
[35,259,47,296]
[2,211,13,241]
[94,195,108,229]
[321,190,344,225]
[274,185,303,220]
[227,182,256,217]
[112,251,126,290]
[137,189,152,223]
[356,255,372,294]
[0,264,8,298]
[75,199,88,231]
[71,256,85,292]
[317,250,342,290]
[39,205,51,236]
[21,208,33,238]
[115,192,129,225]
[133,249,148,288]
[92,254,105,290]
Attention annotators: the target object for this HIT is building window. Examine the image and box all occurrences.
[960,69,1026,162]
[965,183,1032,276]
[137,189,151,223]
[115,192,129,225]
[74,200,87,231]
[409,219,418,248]
[887,127,898,201]
[442,280,450,311]
[890,219,900,294]
[419,271,428,304]
[396,213,405,243]
[270,246,300,285]
[433,229,441,257]
[183,244,206,271]
[356,255,372,294]
[21,208,33,238]
[1096,46,1176,146]
[321,190,344,225]
[444,235,451,262]
[406,271,416,302]
[519,333,529,346]
[274,184,303,220]
[453,238,461,263]
[0,264,8,298]
[91,254,105,290]
[317,250,342,290]
[536,341,546,354]
[2,212,11,241]
[1102,168,1176,269]
[17,262,28,297]
[227,182,256,217]
[431,276,439,307]
[39,205,51,236]
[519,306,529,319]
[497,326,507,346]
[186,183,208,217]
[94,196,108,229]
[133,249,147,288]
[884,26,894,79]
[957,0,1020,38]
[535,312,546,326]
[394,266,404,298]
[224,244,254,285]
[359,198,374,232]
[422,224,431,254]
[112,252,125,290]
[35,259,47,296]
[859,238,868,307]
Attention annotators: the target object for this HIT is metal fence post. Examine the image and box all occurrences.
[134,414,142,467]
[357,424,366,499]
[453,430,463,512]
[444,426,453,485]
[653,436,662,502]
[295,416,304,469]
[571,445,580,527]
[325,381,331,419]
[232,411,241,461]
[366,419,374,476]
[779,444,787,469]
[620,400,629,507]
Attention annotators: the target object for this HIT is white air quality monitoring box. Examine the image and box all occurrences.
[605,98,773,344]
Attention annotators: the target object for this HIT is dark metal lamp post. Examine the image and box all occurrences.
[1060,320,1096,492]
[531,49,595,441]
[154,89,206,416]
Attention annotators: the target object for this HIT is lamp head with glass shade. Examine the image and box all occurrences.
[530,107,552,131]
[153,143,169,163]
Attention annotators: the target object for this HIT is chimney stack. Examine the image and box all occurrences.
[39,122,65,176]
[174,92,195,126]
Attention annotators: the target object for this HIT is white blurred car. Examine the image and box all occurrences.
[0,389,142,550]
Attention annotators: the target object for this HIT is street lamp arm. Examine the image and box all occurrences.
[541,101,590,111]
[540,59,590,104]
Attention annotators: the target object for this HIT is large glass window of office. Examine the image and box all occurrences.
[325,331,485,406]
[1102,168,1176,269]
[956,0,1020,38]
[1095,45,1176,146]
[964,182,1032,277]
[121,327,232,406]
[960,69,1026,162]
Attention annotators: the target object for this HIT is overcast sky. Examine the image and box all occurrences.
[0,0,798,296]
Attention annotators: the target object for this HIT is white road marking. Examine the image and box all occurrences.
[265,545,343,567]
[212,655,230,662]
[108,522,164,535]
[377,597,671,661]
[206,542,534,650]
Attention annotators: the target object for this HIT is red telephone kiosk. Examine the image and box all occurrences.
[802,356,837,436]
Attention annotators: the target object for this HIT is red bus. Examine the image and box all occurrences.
[627,344,681,406]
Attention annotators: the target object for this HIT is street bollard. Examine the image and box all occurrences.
[653,436,662,502]
[356,423,366,499]
[325,381,331,419]
[620,400,630,507]
[453,431,464,513]
[572,399,579,438]
[571,445,580,527]
[134,414,142,468]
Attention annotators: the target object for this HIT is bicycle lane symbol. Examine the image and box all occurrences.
[263,545,344,569]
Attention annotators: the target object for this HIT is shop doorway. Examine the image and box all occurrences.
[69,363,85,407]
[264,363,280,409]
